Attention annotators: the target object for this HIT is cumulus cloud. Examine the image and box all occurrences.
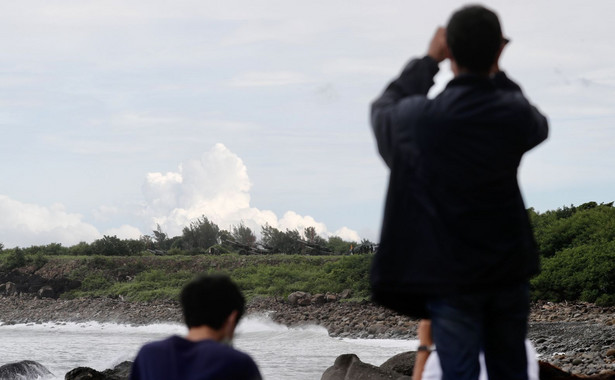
[142,143,360,241]
[0,195,101,247]
[104,225,143,240]
[278,211,328,235]
[333,227,361,243]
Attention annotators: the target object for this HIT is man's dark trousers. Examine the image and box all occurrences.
[427,283,530,380]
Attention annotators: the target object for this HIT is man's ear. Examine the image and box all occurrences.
[223,310,239,338]
[490,42,506,75]
[227,310,239,327]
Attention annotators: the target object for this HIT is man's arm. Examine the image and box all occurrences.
[524,106,549,150]
[491,72,549,150]
[371,29,444,167]
[412,319,434,380]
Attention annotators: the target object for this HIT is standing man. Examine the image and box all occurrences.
[370,5,547,380]
[131,275,262,380]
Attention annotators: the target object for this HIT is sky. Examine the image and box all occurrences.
[1,0,614,248]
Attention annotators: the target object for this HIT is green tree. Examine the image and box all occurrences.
[304,226,327,246]
[327,236,353,254]
[42,243,66,256]
[91,235,130,256]
[152,224,169,249]
[260,225,303,254]
[232,222,256,247]
[260,224,283,252]
[125,238,147,255]
[531,241,615,305]
[3,247,26,269]
[181,216,220,252]
[532,202,615,257]
[69,241,93,256]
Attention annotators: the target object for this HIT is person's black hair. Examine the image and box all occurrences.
[180,274,246,330]
[446,4,503,73]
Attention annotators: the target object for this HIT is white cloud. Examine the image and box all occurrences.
[142,143,360,241]
[278,211,328,235]
[333,227,361,243]
[0,195,101,247]
[104,225,143,240]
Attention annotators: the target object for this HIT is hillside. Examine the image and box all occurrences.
[0,254,371,301]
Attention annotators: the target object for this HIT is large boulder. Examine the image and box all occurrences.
[102,361,132,380]
[0,360,53,379]
[65,367,106,380]
[321,354,411,380]
[288,291,311,305]
[379,351,416,377]
[65,362,132,380]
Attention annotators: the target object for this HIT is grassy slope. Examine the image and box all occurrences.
[0,253,372,302]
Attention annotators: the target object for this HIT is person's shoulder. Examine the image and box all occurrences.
[204,343,261,379]
[138,336,177,355]
[215,342,256,362]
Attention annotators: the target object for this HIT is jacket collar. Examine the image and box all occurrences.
[446,73,495,90]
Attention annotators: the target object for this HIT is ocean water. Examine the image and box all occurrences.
[0,315,417,380]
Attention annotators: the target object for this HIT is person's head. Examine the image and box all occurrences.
[446,4,504,74]
[180,274,245,331]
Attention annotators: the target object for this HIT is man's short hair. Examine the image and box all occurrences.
[180,274,246,329]
[446,5,503,73]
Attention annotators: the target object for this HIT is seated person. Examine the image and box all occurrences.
[130,274,262,380]
[413,320,539,380]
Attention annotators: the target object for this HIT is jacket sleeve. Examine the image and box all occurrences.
[371,56,440,167]
[492,71,549,150]
[524,105,549,150]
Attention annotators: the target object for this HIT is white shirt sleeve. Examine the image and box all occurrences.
[421,340,539,380]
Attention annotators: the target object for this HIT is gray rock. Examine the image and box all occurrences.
[102,361,132,380]
[339,289,352,299]
[312,294,326,305]
[325,293,338,303]
[298,297,312,306]
[65,361,132,380]
[288,291,310,305]
[379,351,416,376]
[65,367,106,380]
[321,354,411,380]
[0,360,53,379]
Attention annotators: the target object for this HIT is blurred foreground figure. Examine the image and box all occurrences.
[370,4,548,380]
[131,275,262,380]
[413,320,540,380]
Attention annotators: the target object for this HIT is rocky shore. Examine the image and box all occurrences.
[1,294,614,377]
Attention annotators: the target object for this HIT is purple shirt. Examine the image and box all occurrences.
[131,336,262,380]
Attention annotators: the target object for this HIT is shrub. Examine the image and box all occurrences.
[531,241,615,305]
[3,248,26,270]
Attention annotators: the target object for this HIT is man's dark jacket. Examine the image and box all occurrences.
[370,56,548,317]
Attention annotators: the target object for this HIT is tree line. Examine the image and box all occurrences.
[0,217,376,260]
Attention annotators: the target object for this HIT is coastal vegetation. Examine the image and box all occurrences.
[1,202,614,305]
[529,201,615,306]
